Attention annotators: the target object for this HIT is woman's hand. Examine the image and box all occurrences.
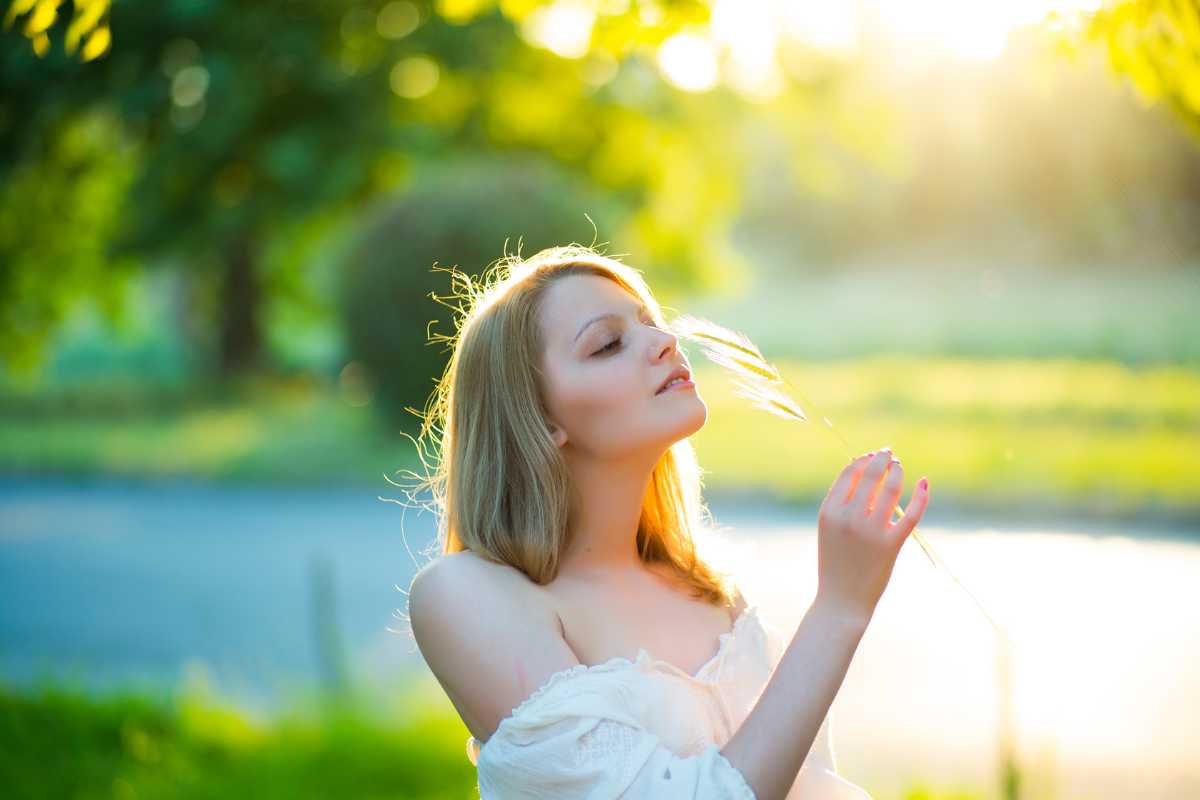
[813,448,929,625]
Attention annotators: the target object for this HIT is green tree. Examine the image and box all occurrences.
[3,1,422,375]
[1,0,867,377]
[0,109,138,373]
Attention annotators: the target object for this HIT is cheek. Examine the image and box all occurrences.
[567,366,640,413]
[553,364,644,430]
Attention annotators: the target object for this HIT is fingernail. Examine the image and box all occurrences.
[867,451,875,457]
[918,477,928,490]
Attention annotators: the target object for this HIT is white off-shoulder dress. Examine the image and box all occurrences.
[465,604,874,799]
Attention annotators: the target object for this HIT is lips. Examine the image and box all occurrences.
[655,365,692,395]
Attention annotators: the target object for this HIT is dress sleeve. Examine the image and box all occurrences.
[473,665,757,799]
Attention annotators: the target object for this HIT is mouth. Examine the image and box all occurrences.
[655,366,693,395]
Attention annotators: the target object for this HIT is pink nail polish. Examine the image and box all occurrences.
[918,477,928,490]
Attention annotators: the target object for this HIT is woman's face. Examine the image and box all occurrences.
[537,273,707,460]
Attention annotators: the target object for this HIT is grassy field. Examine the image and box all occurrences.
[0,373,406,487]
[690,355,1199,522]
[1,355,1196,523]
[686,260,1200,365]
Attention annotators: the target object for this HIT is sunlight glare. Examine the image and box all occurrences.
[866,0,1105,61]
[653,0,1110,94]
[711,0,785,99]
[656,31,720,92]
[783,3,859,52]
[520,0,595,59]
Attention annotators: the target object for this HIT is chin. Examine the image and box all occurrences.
[668,395,708,441]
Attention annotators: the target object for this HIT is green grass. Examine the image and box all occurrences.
[0,373,408,487]
[1,356,1197,522]
[0,676,478,800]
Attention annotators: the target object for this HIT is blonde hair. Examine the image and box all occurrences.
[405,244,736,608]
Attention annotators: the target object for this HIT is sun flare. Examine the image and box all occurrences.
[522,0,1107,96]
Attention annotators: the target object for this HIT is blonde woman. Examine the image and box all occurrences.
[406,245,930,799]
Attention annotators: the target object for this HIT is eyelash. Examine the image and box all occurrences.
[594,338,623,356]
[592,317,659,356]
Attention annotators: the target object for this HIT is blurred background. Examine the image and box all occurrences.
[2,0,1197,798]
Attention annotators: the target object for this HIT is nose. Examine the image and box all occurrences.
[652,327,679,362]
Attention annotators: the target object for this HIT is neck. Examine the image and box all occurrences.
[557,447,661,578]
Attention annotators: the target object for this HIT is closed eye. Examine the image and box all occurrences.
[593,338,622,356]
[590,311,658,356]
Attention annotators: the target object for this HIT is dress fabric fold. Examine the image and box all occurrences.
[466,605,875,799]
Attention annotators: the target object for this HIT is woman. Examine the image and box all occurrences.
[406,245,930,798]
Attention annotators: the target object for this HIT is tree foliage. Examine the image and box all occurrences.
[0,0,869,378]
[4,0,110,60]
[1075,0,1200,140]
[0,109,138,372]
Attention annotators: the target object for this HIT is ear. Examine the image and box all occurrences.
[547,421,568,448]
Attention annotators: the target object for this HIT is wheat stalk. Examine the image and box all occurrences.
[669,313,1000,632]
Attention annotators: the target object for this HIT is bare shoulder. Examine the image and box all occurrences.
[408,550,582,744]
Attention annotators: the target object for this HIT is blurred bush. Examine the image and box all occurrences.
[338,153,622,432]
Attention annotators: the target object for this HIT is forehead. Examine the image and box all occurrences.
[539,273,645,334]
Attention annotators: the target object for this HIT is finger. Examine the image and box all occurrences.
[869,459,905,523]
[826,451,874,508]
[863,456,899,516]
[888,476,929,546]
[851,448,893,515]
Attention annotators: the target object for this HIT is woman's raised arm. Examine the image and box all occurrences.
[719,449,929,800]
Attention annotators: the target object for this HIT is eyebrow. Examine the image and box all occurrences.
[573,302,651,343]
